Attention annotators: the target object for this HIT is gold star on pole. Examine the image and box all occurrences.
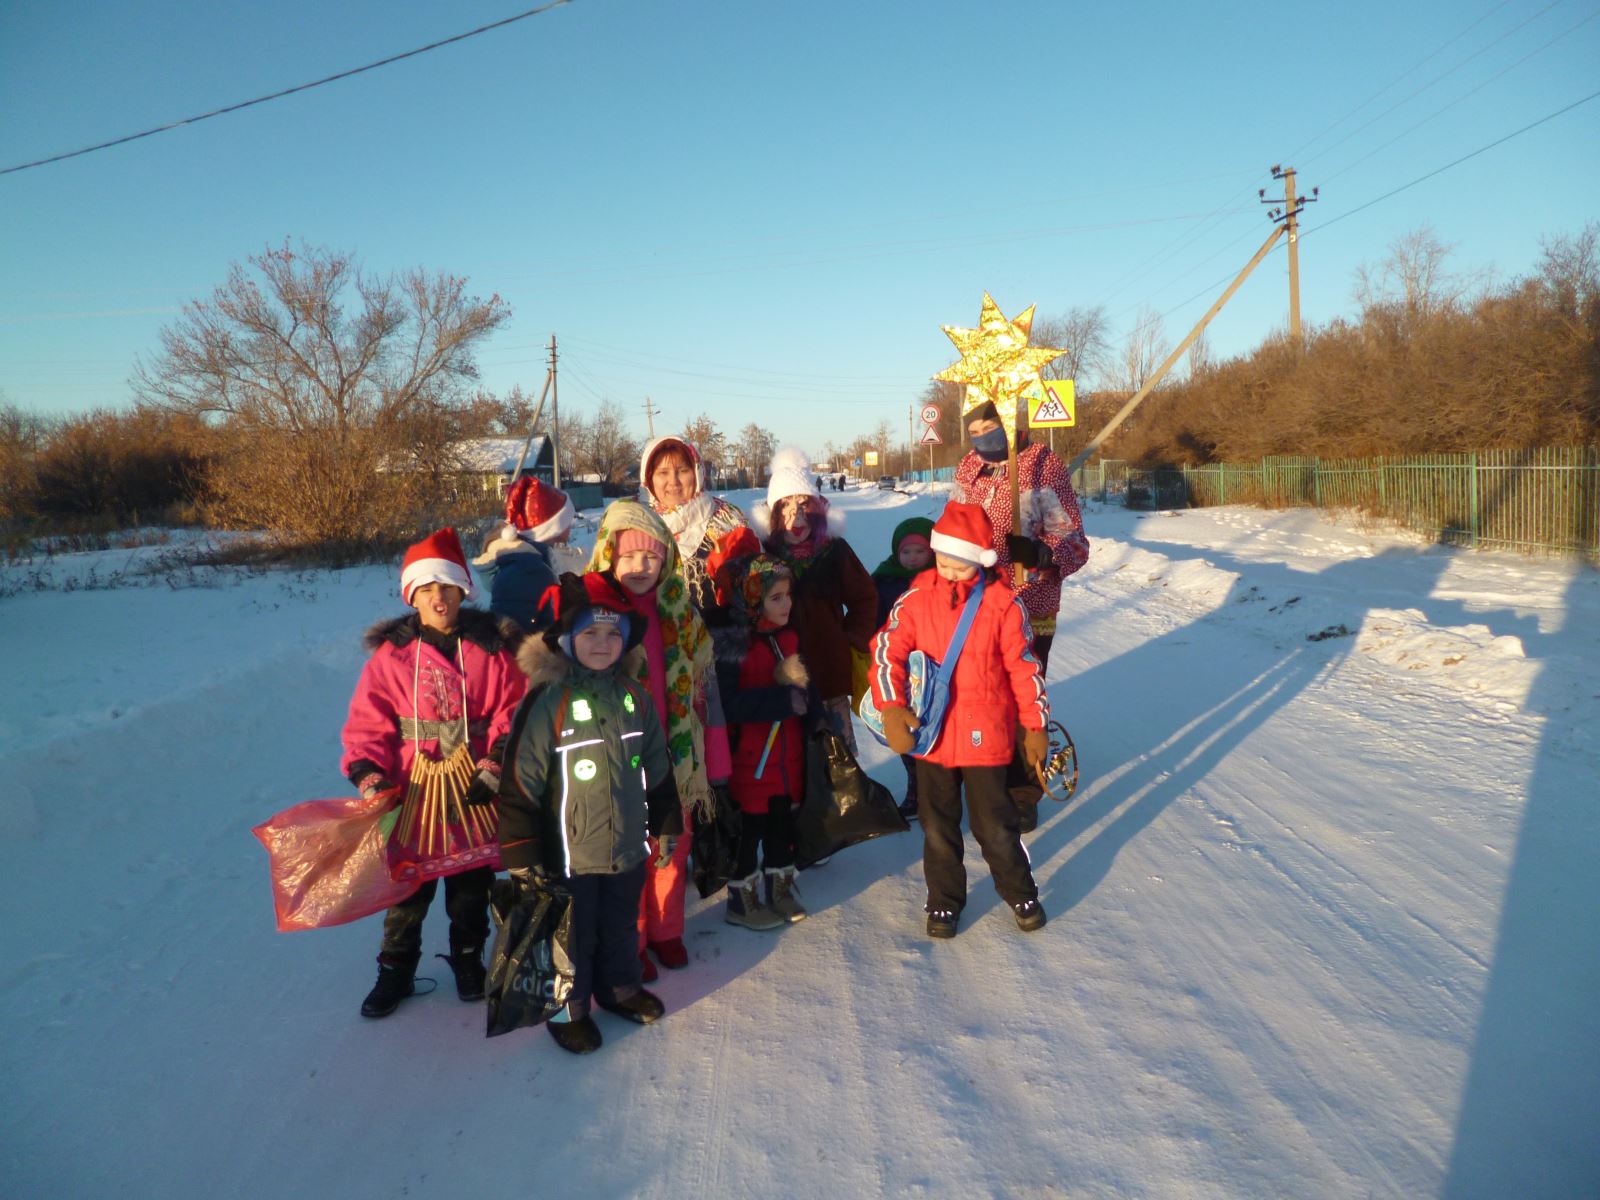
[934,293,1066,434]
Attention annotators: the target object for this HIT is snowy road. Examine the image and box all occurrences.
[2,485,1595,1198]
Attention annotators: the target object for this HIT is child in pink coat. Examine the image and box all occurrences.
[341,528,526,1018]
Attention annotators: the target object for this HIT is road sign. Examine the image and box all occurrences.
[864,450,879,467]
[919,403,941,425]
[852,457,862,468]
[918,424,942,445]
[1027,379,1076,427]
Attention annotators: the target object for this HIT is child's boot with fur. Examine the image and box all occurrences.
[725,872,785,931]
[764,865,807,922]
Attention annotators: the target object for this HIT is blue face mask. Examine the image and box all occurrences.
[971,427,1009,462]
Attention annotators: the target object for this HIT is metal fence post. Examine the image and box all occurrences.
[1314,458,1321,509]
[1469,452,1479,548]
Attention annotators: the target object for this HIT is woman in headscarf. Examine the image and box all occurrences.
[639,436,750,617]
[585,500,732,980]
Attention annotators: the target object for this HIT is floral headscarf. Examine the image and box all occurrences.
[737,555,793,629]
[586,500,715,814]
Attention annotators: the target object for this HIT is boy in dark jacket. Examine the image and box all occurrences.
[870,502,1050,940]
[870,516,934,820]
[499,572,684,1055]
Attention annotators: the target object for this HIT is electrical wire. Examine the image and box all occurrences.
[0,0,574,176]
[1306,87,1600,238]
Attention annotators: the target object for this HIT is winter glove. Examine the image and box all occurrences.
[358,774,401,803]
[880,705,920,756]
[1022,728,1049,773]
[1006,535,1053,571]
[773,653,810,690]
[464,758,500,807]
[652,834,678,869]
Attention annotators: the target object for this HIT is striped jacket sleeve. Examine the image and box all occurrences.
[869,586,918,710]
[1001,595,1049,731]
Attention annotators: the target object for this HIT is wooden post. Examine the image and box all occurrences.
[1008,427,1024,588]
[1066,225,1285,476]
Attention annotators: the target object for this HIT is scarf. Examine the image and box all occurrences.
[586,499,715,817]
[871,516,936,579]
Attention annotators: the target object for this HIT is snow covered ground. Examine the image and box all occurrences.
[3,484,1596,1199]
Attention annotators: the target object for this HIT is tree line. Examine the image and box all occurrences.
[857,224,1599,473]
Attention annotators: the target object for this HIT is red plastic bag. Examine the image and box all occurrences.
[252,794,416,932]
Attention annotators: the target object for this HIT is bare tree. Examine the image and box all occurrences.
[1035,305,1110,390]
[1117,307,1171,394]
[736,423,777,481]
[132,241,509,542]
[680,413,727,468]
[582,399,641,483]
[1353,225,1483,325]
[1537,221,1600,322]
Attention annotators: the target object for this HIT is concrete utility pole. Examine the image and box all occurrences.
[548,334,561,488]
[642,395,658,439]
[1260,165,1317,346]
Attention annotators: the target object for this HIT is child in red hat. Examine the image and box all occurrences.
[341,527,527,1018]
[868,502,1051,939]
[473,477,575,633]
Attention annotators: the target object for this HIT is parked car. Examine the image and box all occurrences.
[877,475,897,490]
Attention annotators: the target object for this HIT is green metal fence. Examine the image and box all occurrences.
[1082,448,1599,559]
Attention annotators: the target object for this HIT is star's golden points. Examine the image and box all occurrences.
[935,292,1066,427]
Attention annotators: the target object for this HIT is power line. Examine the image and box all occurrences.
[0,0,574,176]
[1308,87,1600,237]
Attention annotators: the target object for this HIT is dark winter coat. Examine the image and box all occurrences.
[476,542,559,633]
[499,638,683,877]
[765,538,877,702]
[869,570,1048,769]
[341,608,525,789]
[713,622,821,814]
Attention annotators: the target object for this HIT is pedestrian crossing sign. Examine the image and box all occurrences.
[1027,379,1076,427]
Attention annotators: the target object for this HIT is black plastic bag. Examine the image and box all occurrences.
[795,731,909,869]
[485,876,576,1038]
[690,784,743,899]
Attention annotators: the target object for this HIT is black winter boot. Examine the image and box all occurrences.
[926,907,960,939]
[596,985,665,1025]
[548,1004,603,1054]
[436,941,487,1002]
[1011,899,1047,932]
[360,953,418,1018]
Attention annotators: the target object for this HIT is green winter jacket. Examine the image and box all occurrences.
[500,638,683,876]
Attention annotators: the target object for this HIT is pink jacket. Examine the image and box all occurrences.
[340,611,526,786]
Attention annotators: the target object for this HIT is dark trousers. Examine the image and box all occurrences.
[566,861,647,1011]
[734,795,796,878]
[379,866,493,963]
[917,761,1038,912]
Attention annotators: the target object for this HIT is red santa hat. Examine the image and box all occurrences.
[400,527,476,604]
[504,476,575,543]
[929,501,998,567]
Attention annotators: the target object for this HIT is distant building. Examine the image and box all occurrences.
[451,437,553,493]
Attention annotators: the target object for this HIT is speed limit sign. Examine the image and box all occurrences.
[920,403,941,425]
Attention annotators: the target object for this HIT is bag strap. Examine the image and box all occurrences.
[934,578,985,691]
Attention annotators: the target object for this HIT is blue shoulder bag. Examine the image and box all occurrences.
[860,577,985,757]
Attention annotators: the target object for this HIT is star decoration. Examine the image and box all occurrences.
[935,292,1066,431]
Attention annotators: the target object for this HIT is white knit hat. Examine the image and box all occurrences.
[765,446,820,511]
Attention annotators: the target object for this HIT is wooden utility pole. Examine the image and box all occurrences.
[1261,165,1317,347]
[1068,223,1287,475]
[642,395,658,440]
[548,334,561,488]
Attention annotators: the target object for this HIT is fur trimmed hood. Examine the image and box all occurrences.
[362,607,522,655]
[517,630,644,691]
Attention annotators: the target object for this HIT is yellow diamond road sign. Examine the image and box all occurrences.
[1027,379,1076,427]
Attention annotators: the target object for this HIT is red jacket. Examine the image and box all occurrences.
[869,570,1047,768]
[723,626,808,814]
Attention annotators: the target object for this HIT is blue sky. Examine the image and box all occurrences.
[2,0,1597,452]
